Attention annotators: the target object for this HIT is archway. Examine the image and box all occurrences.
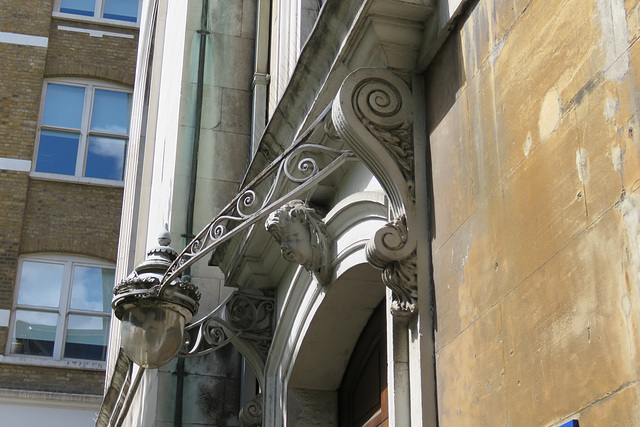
[285,263,386,426]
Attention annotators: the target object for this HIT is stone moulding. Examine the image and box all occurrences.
[333,68,419,314]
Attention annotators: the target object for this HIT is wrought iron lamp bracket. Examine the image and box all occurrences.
[159,142,357,290]
[179,289,275,387]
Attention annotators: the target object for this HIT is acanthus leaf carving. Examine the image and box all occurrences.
[353,78,415,200]
[366,216,418,314]
[383,252,418,316]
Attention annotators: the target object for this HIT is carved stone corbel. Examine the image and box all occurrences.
[239,393,264,427]
[265,200,332,285]
[332,68,418,315]
[180,289,274,386]
[180,289,274,426]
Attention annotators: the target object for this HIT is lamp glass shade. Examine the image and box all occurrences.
[120,305,185,368]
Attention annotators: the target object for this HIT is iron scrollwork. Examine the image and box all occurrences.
[158,142,356,293]
[179,290,274,362]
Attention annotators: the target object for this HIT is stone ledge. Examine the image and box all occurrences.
[0,387,102,404]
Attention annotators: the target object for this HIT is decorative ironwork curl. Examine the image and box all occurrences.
[284,156,318,183]
[159,143,356,290]
[178,291,274,359]
[237,190,258,218]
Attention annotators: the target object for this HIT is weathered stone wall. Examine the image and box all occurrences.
[427,0,640,425]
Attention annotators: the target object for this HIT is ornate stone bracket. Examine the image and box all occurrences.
[265,200,331,286]
[175,289,273,426]
[179,289,274,389]
[332,68,418,314]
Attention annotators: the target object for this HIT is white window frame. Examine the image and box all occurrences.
[4,254,114,369]
[52,0,142,26]
[31,78,131,187]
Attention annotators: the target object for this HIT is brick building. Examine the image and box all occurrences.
[0,1,138,424]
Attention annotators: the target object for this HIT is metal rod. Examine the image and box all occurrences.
[177,1,210,425]
[115,367,146,427]
[161,151,357,286]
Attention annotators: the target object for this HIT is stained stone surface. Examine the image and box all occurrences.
[428,0,640,425]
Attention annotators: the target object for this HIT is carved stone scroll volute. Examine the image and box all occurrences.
[239,393,264,427]
[332,68,418,314]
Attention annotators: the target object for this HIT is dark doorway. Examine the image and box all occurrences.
[339,301,388,427]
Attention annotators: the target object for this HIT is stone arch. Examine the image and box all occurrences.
[263,191,390,425]
[44,63,134,87]
[284,262,386,426]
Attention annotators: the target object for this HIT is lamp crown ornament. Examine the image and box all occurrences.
[112,229,200,368]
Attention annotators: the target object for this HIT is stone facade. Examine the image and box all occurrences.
[428,0,640,425]
[100,0,640,426]
[0,1,137,424]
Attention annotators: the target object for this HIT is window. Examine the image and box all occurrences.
[34,80,131,183]
[56,0,140,23]
[8,255,114,362]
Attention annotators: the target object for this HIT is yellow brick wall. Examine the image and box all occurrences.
[20,180,123,262]
[45,19,138,86]
[0,364,104,395]
[0,2,137,398]
[0,0,54,36]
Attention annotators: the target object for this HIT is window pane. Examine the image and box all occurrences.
[11,310,58,357]
[103,0,138,22]
[42,84,85,129]
[64,314,110,361]
[85,136,126,180]
[17,261,64,308]
[36,130,79,176]
[70,266,115,312]
[59,0,95,16]
[91,89,131,134]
